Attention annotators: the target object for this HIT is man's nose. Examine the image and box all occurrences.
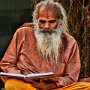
[44,22,50,28]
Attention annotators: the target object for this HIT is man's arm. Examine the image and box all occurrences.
[56,41,81,87]
[0,29,22,75]
[28,41,81,89]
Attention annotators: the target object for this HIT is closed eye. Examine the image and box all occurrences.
[49,20,56,23]
[39,20,46,24]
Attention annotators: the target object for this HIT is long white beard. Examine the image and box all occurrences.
[34,24,62,63]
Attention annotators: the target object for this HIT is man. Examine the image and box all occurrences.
[0,0,81,90]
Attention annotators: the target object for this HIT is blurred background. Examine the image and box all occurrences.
[0,0,90,89]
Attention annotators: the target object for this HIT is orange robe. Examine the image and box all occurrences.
[5,78,90,90]
[0,26,80,89]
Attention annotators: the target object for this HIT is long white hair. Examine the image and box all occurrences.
[33,0,68,63]
[34,24,62,63]
[33,0,69,34]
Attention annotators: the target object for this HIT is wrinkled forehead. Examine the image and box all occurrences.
[38,4,58,20]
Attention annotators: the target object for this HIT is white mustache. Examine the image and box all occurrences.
[40,28,56,34]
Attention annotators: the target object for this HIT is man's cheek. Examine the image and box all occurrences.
[38,23,44,29]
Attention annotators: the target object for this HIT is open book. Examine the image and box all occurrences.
[0,72,55,79]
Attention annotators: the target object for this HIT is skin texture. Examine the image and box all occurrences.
[38,5,59,29]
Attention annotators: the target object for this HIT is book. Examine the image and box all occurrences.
[0,72,55,79]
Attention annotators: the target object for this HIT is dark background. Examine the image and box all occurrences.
[0,0,34,88]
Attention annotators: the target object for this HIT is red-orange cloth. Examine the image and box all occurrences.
[5,78,90,90]
[5,78,64,90]
[5,78,36,90]
[0,26,80,87]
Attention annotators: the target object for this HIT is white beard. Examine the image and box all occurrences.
[34,24,62,63]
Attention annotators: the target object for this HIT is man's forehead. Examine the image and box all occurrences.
[38,18,56,21]
[38,5,58,19]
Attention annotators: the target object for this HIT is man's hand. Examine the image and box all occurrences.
[30,79,57,90]
[24,76,60,90]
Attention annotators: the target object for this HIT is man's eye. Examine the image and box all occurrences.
[39,20,46,24]
[49,20,56,23]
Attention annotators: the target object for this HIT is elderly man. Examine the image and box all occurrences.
[0,0,80,90]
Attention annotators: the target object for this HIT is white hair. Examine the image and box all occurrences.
[34,24,62,63]
[33,0,69,33]
[33,0,68,63]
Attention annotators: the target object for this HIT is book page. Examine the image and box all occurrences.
[26,72,54,79]
[0,72,54,79]
[0,72,25,78]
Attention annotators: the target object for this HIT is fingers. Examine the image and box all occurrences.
[44,77,59,83]
[29,80,40,88]
[52,76,59,82]
[30,79,57,90]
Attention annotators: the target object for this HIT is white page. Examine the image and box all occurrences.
[26,72,54,77]
[0,72,54,78]
[0,72,25,77]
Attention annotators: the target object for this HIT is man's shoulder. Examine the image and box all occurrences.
[21,22,34,28]
[16,23,34,35]
[62,32,77,49]
[65,33,77,43]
